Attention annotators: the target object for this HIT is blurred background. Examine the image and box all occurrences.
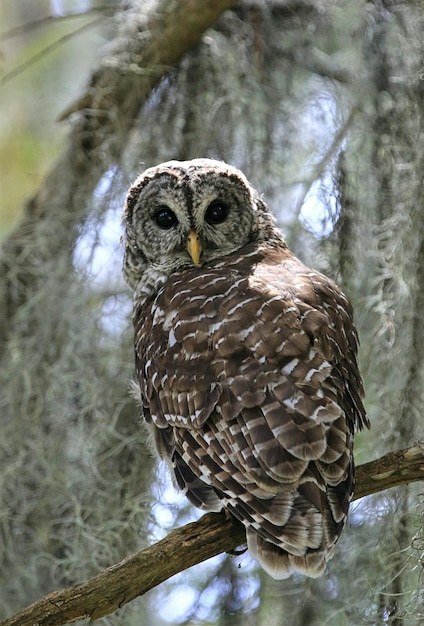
[1,1,424,624]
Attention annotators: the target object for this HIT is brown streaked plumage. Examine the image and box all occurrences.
[122,158,369,579]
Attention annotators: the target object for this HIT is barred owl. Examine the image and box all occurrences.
[122,158,368,579]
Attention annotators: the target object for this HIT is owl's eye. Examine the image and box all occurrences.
[153,207,178,229]
[205,201,229,225]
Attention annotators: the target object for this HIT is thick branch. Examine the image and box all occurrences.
[354,443,424,499]
[2,443,423,626]
[59,0,238,123]
[0,512,245,626]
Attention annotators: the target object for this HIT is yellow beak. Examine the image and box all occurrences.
[187,230,202,266]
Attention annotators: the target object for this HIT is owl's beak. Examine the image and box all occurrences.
[187,230,202,266]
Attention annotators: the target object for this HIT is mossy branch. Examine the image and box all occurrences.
[0,0,237,346]
[2,443,423,626]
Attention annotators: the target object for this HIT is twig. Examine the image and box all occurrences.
[0,7,113,41]
[293,104,359,217]
[0,17,107,87]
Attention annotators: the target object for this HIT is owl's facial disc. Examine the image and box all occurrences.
[128,164,261,274]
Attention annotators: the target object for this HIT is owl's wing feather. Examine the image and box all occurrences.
[135,245,366,578]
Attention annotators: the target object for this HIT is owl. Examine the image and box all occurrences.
[122,158,368,579]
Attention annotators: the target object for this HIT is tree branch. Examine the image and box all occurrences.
[354,443,424,499]
[2,443,423,626]
[0,0,237,347]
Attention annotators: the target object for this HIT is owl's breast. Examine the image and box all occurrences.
[135,252,338,433]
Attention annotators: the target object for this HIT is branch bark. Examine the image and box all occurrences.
[2,443,423,626]
[354,443,424,499]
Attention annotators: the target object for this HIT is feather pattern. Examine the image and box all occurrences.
[133,243,366,578]
[124,158,368,579]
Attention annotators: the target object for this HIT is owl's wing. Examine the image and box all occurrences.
[134,250,367,578]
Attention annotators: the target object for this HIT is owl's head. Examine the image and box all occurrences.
[122,158,284,290]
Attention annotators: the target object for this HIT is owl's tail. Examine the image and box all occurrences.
[246,529,330,579]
